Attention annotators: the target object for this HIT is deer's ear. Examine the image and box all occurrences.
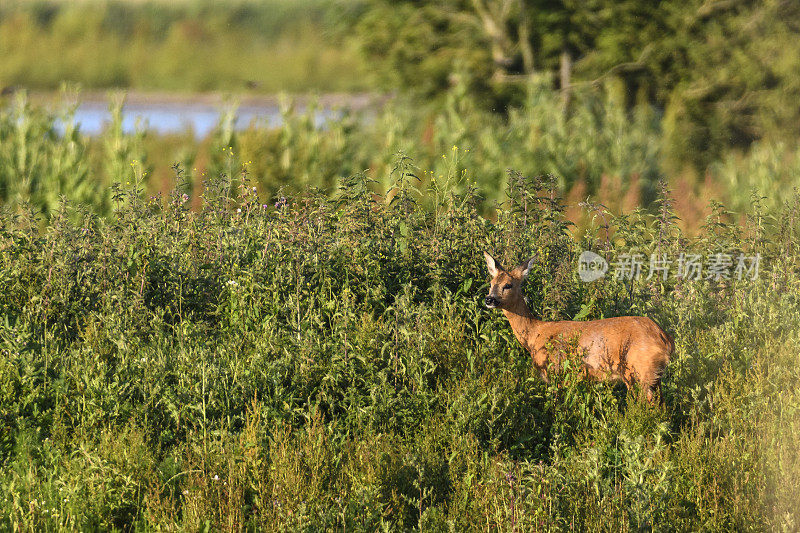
[518,257,536,280]
[484,251,501,277]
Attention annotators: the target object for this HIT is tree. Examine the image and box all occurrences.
[354,0,800,168]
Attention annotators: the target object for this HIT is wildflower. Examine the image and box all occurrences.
[227,280,238,287]
[213,474,220,481]
[237,208,242,213]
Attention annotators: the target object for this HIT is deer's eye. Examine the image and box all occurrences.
[502,283,513,291]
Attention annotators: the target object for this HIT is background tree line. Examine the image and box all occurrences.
[354,0,800,170]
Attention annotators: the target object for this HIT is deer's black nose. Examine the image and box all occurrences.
[485,296,497,307]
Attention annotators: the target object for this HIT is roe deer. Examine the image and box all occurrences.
[483,252,673,403]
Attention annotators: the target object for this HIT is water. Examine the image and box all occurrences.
[66,99,343,137]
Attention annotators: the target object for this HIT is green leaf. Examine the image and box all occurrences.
[573,297,595,321]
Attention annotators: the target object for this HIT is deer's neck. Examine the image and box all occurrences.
[502,298,541,347]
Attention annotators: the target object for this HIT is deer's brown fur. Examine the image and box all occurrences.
[484,252,673,403]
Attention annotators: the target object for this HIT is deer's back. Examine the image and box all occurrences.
[531,316,673,379]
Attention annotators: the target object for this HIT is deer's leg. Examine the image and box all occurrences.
[646,380,664,405]
[539,367,549,383]
[532,350,550,383]
[622,372,634,395]
[645,386,656,404]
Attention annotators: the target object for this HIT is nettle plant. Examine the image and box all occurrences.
[0,154,798,530]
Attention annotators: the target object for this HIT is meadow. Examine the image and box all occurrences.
[0,0,366,93]
[1,87,799,530]
[5,81,800,229]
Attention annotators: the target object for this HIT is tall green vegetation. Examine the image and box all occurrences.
[0,0,366,93]
[0,93,105,218]
[5,87,800,231]
[1,2,799,529]
[1,162,798,529]
[3,0,799,176]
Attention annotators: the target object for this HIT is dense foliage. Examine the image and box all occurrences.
[0,158,799,529]
[4,0,800,169]
[3,86,800,234]
[356,0,800,169]
[1,2,800,527]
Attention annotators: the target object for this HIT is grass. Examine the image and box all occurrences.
[0,83,799,529]
[0,157,799,529]
[0,0,367,93]
[4,83,800,234]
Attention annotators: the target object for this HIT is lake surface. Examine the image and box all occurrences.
[67,100,343,137]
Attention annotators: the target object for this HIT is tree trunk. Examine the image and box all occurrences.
[518,0,534,75]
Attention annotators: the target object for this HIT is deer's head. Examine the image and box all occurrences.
[484,252,535,310]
